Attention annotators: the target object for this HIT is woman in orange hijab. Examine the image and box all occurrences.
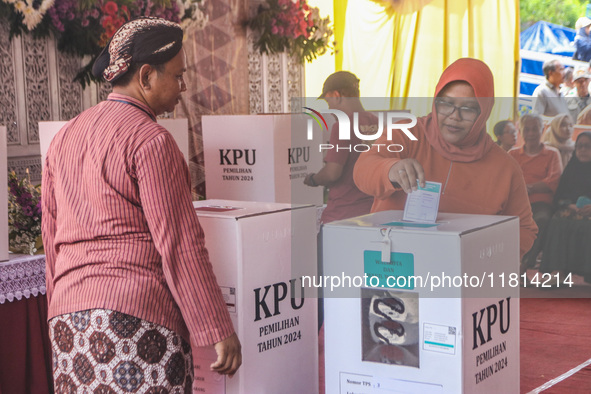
[353,58,537,259]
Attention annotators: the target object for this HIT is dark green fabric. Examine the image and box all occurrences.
[541,214,591,282]
[553,131,591,207]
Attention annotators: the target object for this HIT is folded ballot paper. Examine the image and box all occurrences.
[403,181,442,223]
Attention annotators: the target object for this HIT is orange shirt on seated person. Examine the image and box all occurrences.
[509,114,563,205]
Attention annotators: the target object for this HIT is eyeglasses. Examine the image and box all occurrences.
[435,99,481,122]
[576,143,591,150]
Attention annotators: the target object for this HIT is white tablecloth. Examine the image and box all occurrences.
[0,254,46,304]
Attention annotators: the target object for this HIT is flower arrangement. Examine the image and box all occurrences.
[0,0,206,86]
[248,0,333,63]
[179,0,208,30]
[2,0,55,31]
[7,170,42,255]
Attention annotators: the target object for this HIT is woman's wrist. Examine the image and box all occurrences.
[309,173,318,187]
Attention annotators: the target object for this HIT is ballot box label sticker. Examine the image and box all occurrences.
[220,286,236,313]
[364,250,414,289]
[423,323,456,355]
[339,372,444,393]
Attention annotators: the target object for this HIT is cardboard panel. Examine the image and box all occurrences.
[202,114,323,205]
[322,211,519,394]
[157,118,189,163]
[191,200,318,393]
[39,121,67,168]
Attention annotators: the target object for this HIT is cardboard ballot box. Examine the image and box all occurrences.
[192,199,319,394]
[202,114,324,205]
[0,126,8,261]
[321,211,520,394]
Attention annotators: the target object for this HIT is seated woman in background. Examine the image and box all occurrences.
[353,58,537,260]
[509,113,563,273]
[493,120,517,152]
[540,131,591,282]
[543,113,575,168]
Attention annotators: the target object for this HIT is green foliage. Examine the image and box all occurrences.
[520,0,587,30]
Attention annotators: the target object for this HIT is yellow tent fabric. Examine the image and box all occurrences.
[334,0,348,70]
[339,0,519,124]
[341,0,396,99]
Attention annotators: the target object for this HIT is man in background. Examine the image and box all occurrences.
[532,59,569,117]
[560,66,574,96]
[304,71,377,224]
[567,68,591,122]
[574,16,591,62]
[304,71,378,394]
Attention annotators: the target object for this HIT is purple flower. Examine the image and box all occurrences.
[8,171,42,254]
[17,191,32,205]
[48,0,78,32]
[23,206,33,217]
[152,5,164,17]
[170,1,180,14]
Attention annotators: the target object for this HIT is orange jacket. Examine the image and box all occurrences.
[508,145,562,205]
[353,124,537,259]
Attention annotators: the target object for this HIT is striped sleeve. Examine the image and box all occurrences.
[41,155,57,305]
[134,131,235,346]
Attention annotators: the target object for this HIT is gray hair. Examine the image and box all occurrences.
[519,113,543,131]
[542,59,562,79]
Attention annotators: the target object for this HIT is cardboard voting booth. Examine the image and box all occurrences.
[38,119,190,167]
[191,199,319,393]
[321,211,520,394]
[156,118,189,162]
[202,114,324,205]
[0,126,8,261]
